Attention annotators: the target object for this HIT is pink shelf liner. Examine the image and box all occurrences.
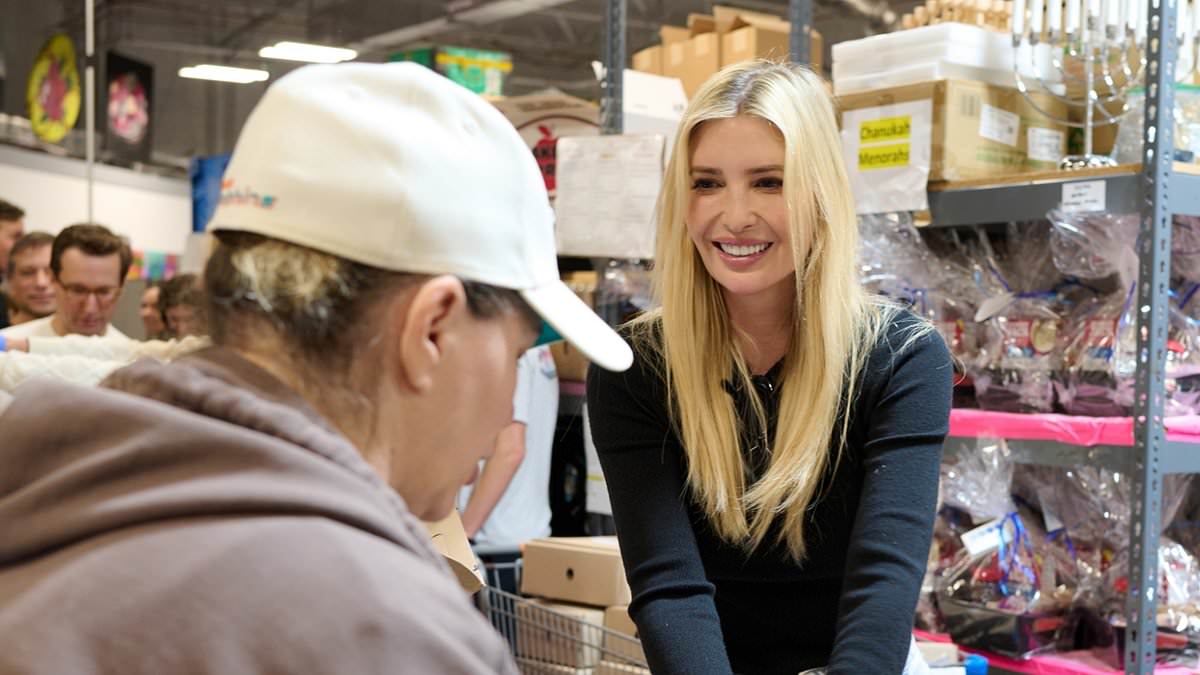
[949,409,1200,447]
[914,631,1200,674]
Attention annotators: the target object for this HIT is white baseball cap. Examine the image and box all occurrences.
[209,62,632,372]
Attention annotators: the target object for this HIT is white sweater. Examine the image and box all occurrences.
[0,336,210,392]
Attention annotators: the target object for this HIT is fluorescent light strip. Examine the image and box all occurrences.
[258,41,357,64]
[178,64,269,84]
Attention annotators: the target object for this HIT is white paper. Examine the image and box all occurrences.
[1037,487,1066,531]
[842,99,933,215]
[1028,127,1065,163]
[554,134,664,259]
[975,292,1016,322]
[1061,179,1107,213]
[961,518,1005,557]
[980,104,1021,147]
[582,405,612,516]
[623,69,688,162]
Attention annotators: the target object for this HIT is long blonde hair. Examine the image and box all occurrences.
[630,60,923,561]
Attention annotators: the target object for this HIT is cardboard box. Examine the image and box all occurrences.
[714,7,823,71]
[521,537,631,607]
[424,511,486,594]
[515,659,593,675]
[516,599,606,667]
[602,605,646,664]
[838,79,1070,182]
[659,25,689,44]
[388,46,512,96]
[663,33,721,100]
[631,45,663,75]
[551,271,597,382]
[491,93,599,196]
[596,662,651,675]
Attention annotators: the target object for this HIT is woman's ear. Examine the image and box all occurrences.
[393,276,468,393]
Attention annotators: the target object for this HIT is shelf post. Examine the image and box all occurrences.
[789,0,813,65]
[1128,0,1178,669]
[601,0,625,135]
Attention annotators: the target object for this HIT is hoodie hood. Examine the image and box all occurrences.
[0,347,443,572]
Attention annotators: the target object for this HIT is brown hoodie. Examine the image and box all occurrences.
[0,347,519,674]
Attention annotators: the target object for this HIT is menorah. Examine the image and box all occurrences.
[1011,0,1199,168]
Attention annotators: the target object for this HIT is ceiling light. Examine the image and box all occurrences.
[178,64,270,84]
[258,41,357,64]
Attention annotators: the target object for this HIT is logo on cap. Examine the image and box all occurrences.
[220,179,277,209]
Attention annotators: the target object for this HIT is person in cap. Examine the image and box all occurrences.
[0,62,631,674]
[586,61,951,675]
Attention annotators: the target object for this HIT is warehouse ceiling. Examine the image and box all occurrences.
[0,0,926,158]
[51,0,924,95]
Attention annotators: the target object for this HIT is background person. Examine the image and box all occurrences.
[0,224,131,341]
[5,232,56,326]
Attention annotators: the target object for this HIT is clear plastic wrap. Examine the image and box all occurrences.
[593,259,653,326]
[969,223,1071,413]
[936,440,1078,657]
[858,213,980,364]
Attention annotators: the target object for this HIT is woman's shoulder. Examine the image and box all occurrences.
[586,317,667,401]
[862,305,952,381]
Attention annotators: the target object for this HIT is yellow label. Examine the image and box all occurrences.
[858,143,910,170]
[859,116,911,143]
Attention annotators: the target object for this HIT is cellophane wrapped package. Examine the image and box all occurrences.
[1028,465,1199,666]
[969,222,1080,413]
[936,439,1078,657]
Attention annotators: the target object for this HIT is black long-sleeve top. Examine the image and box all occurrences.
[586,313,953,675]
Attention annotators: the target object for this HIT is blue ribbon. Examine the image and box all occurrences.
[996,512,1039,597]
[1047,527,1078,562]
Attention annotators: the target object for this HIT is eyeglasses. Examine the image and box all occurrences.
[61,283,121,304]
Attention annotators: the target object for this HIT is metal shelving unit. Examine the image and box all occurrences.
[944,435,1200,475]
[596,0,1194,671]
[928,165,1200,227]
[924,0,1197,668]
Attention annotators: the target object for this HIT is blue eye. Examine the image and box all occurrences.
[755,177,783,190]
[692,178,721,191]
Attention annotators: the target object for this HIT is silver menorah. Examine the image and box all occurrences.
[1010,0,1199,168]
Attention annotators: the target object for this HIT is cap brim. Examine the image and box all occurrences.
[521,281,633,373]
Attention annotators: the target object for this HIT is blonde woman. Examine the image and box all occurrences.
[586,61,953,675]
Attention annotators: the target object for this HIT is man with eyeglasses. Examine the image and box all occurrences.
[0,224,130,341]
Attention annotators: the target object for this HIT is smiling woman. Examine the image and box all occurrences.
[586,60,955,675]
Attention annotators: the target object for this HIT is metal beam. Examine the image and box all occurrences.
[789,0,813,63]
[601,0,625,135]
[1127,0,1180,667]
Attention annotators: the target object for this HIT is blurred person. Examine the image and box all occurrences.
[459,343,558,543]
[139,281,167,339]
[0,62,631,674]
[0,199,27,330]
[0,224,131,341]
[157,273,207,338]
[0,200,25,278]
[5,232,56,326]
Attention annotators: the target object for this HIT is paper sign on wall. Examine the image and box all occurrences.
[555,134,663,259]
[582,405,612,516]
[842,99,933,215]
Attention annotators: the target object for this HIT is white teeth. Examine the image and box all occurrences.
[717,242,769,257]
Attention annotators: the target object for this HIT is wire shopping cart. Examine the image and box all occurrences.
[477,586,649,674]
[473,545,649,674]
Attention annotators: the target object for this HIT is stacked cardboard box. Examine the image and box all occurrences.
[631,6,824,100]
[549,272,598,382]
[838,79,1070,182]
[517,537,648,674]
